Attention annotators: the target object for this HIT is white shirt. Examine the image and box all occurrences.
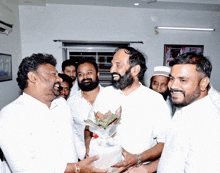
[67,85,103,159]
[208,84,220,109]
[158,95,220,173]
[68,80,79,98]
[88,85,171,154]
[0,93,78,173]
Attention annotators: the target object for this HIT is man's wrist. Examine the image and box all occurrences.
[135,154,142,167]
[74,162,81,173]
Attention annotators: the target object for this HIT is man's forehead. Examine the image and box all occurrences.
[153,75,169,82]
[170,64,198,77]
[78,62,94,70]
[61,81,70,87]
[65,65,76,69]
[38,63,56,72]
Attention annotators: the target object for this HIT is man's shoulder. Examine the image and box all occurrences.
[139,85,165,99]
[1,95,24,112]
[0,95,25,123]
[99,85,118,94]
[53,97,70,108]
[67,90,82,104]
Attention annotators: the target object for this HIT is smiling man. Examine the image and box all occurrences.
[86,47,171,173]
[62,59,79,98]
[149,66,175,116]
[158,52,220,173]
[58,73,73,100]
[0,53,108,173]
[67,57,103,160]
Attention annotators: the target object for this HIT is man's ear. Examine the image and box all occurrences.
[27,71,38,84]
[200,76,210,91]
[97,72,100,78]
[131,65,141,77]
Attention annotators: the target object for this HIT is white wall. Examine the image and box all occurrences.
[0,3,22,110]
[19,4,220,91]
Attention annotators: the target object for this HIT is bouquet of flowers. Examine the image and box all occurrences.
[84,106,122,172]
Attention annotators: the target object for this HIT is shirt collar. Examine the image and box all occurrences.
[23,92,59,110]
[117,82,143,96]
[79,84,103,98]
[176,95,210,114]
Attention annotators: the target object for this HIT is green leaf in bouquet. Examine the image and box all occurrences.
[84,119,100,129]
[96,114,117,129]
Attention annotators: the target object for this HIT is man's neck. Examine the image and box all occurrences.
[24,89,53,108]
[81,86,100,105]
[122,81,141,96]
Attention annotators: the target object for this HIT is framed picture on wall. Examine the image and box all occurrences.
[0,53,12,82]
[164,44,204,66]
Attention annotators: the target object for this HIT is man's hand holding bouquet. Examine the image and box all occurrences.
[84,106,122,172]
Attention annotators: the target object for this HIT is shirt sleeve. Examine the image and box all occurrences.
[157,126,189,173]
[152,95,172,143]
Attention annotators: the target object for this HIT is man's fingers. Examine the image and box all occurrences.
[93,167,109,173]
[112,161,126,167]
[111,166,126,173]
[87,155,100,162]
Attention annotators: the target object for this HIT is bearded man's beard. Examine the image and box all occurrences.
[78,76,99,91]
[111,68,133,90]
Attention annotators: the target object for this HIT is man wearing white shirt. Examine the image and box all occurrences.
[85,47,171,173]
[208,84,220,109]
[67,58,103,160]
[0,53,107,173]
[158,52,220,173]
[150,66,175,117]
[62,59,79,98]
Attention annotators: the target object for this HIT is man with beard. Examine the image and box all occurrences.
[0,53,108,173]
[67,57,103,160]
[62,59,79,98]
[85,47,171,173]
[150,66,175,117]
[157,53,220,173]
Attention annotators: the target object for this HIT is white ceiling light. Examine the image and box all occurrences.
[155,26,215,31]
[134,3,140,6]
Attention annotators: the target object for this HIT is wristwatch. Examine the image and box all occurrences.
[135,154,142,167]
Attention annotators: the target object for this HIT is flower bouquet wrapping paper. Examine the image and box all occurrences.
[84,106,122,172]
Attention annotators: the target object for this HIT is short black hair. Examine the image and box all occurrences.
[115,47,147,81]
[62,59,77,72]
[76,57,99,73]
[16,53,57,90]
[58,73,73,88]
[169,52,212,78]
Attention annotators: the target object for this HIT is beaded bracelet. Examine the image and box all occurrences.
[74,162,81,173]
[135,154,142,167]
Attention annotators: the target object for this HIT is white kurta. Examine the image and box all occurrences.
[158,95,220,173]
[68,80,79,98]
[88,85,171,154]
[208,84,220,109]
[0,93,77,173]
[67,85,103,159]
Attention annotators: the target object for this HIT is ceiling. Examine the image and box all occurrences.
[12,0,220,11]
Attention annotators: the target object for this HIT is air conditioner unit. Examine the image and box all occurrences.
[0,20,13,35]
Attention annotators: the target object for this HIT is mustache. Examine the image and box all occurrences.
[111,72,121,77]
[54,83,62,91]
[169,88,185,95]
[81,78,92,83]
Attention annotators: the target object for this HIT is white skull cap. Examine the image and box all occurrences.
[153,66,171,77]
